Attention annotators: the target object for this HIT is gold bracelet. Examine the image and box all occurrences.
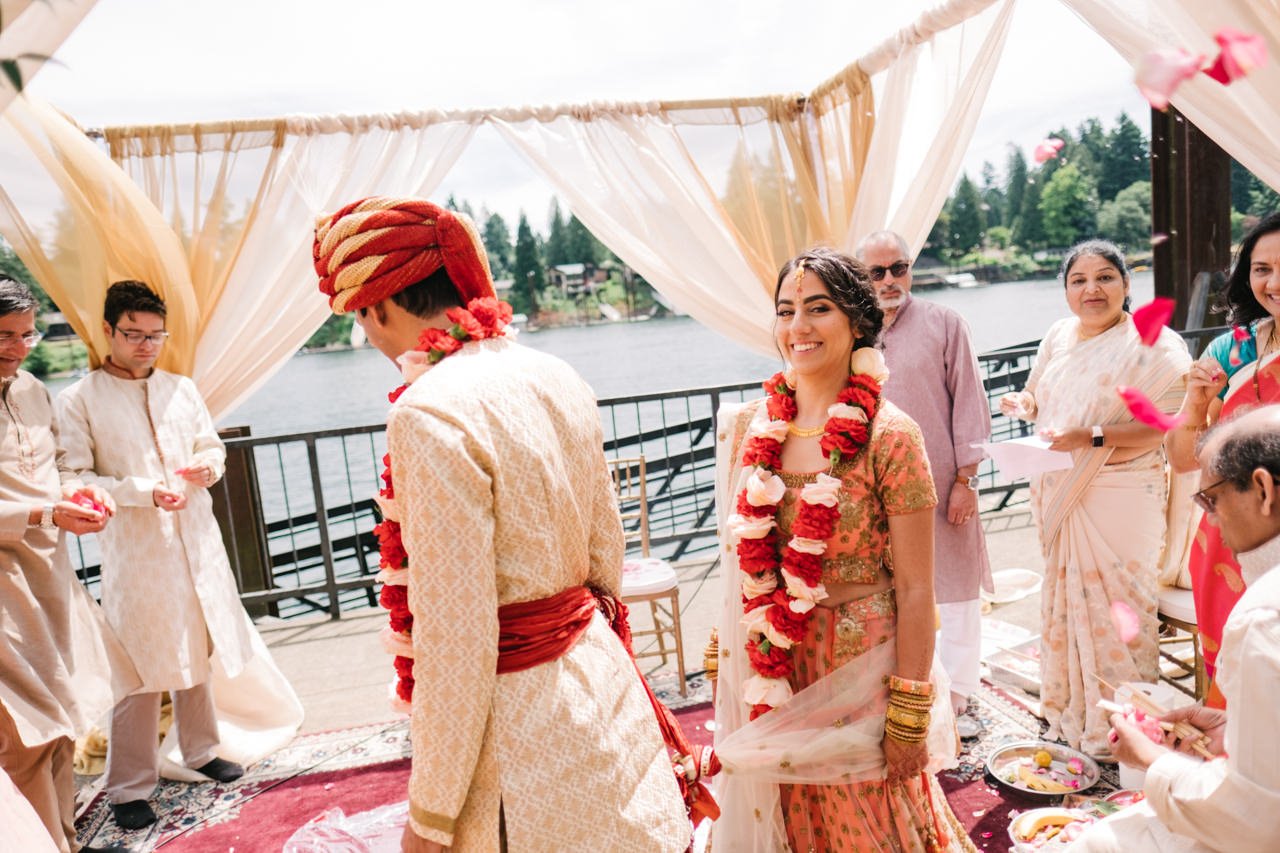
[885,705,931,731]
[888,694,934,713]
[884,721,928,744]
[888,675,934,697]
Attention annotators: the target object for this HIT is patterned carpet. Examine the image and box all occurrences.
[73,676,1116,852]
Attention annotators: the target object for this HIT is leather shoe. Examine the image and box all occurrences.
[109,798,156,830]
[194,756,244,783]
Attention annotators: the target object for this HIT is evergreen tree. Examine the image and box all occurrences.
[1072,118,1106,185]
[925,200,951,255]
[1040,163,1099,247]
[0,243,53,313]
[980,161,1005,229]
[563,215,599,266]
[1231,160,1255,213]
[545,199,569,266]
[1248,175,1280,218]
[510,213,543,316]
[1014,172,1047,249]
[1097,180,1151,250]
[948,173,984,254]
[1038,127,1074,183]
[481,213,513,278]
[445,195,476,221]
[1004,146,1028,230]
[1098,112,1149,200]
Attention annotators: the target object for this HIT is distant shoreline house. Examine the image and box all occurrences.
[546,263,608,298]
[40,311,77,341]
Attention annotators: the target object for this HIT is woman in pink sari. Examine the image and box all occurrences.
[1000,240,1191,756]
[1166,213,1280,704]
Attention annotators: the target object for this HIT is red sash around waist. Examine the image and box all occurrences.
[494,583,720,827]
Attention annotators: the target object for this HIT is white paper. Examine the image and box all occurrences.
[975,436,1073,481]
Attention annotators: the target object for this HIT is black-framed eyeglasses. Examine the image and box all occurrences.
[113,327,169,346]
[867,261,910,282]
[1191,478,1231,513]
[0,330,43,347]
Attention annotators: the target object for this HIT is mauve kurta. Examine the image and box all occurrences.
[389,336,688,852]
[55,369,254,692]
[879,294,993,602]
[0,371,139,746]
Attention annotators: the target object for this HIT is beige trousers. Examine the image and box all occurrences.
[104,681,219,803]
[0,702,77,853]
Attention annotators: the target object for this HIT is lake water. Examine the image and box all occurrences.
[47,272,1156,436]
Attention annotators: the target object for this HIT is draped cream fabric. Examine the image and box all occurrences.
[0,100,479,418]
[1059,0,1280,193]
[0,0,97,116]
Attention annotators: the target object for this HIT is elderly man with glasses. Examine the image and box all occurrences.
[0,276,140,853]
[1075,403,1280,852]
[855,230,992,735]
[55,280,269,831]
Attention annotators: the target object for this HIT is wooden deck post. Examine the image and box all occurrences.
[1150,105,1232,330]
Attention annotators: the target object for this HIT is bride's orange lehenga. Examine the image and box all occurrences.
[1190,339,1280,702]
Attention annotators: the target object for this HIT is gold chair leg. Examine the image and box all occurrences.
[670,588,687,697]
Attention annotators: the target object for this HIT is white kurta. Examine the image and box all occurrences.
[56,368,254,692]
[389,336,688,853]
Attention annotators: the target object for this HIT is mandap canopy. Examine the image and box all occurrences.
[0,0,1276,420]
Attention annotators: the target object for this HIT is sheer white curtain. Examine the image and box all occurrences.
[1059,0,1280,192]
[494,0,1013,356]
[107,111,481,418]
[0,0,97,116]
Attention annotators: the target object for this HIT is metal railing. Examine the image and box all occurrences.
[69,324,1227,620]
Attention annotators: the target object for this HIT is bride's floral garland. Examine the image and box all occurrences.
[728,349,886,720]
[372,297,515,711]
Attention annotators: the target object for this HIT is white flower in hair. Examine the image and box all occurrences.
[827,402,867,422]
[748,418,790,443]
[849,347,890,383]
[743,675,793,708]
[800,472,842,507]
[728,513,776,540]
[745,468,786,507]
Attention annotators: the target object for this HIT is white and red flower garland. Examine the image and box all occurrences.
[372,296,514,712]
[729,350,885,720]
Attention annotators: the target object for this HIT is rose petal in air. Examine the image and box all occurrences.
[1204,27,1268,85]
[1117,385,1187,432]
[1033,137,1066,164]
[1110,601,1140,643]
[1232,325,1251,342]
[1131,297,1175,346]
[1150,233,1170,247]
[1135,48,1204,109]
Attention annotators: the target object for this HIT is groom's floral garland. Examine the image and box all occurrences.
[729,349,885,720]
[372,297,514,711]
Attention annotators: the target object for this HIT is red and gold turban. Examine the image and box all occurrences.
[314,196,495,314]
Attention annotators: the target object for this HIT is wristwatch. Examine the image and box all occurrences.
[955,473,979,490]
[38,503,55,530]
[1091,424,1105,447]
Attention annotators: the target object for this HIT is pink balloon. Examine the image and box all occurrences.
[1032,137,1065,164]
[1131,297,1175,346]
[1135,48,1204,110]
[1117,385,1187,432]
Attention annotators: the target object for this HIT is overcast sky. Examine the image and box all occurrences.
[26,0,1151,232]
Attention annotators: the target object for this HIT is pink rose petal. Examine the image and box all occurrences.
[1117,385,1187,432]
[1135,48,1204,109]
[1204,27,1268,85]
[1033,137,1065,164]
[1131,297,1175,346]
[1150,233,1170,247]
[1111,601,1140,643]
[1232,325,1251,342]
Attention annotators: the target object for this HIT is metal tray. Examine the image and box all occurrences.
[986,740,1101,799]
[985,636,1041,695]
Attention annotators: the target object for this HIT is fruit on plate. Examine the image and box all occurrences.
[1017,765,1075,793]
[1012,808,1094,846]
[1033,749,1054,768]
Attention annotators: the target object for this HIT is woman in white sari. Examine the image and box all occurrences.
[1000,240,1192,756]
[712,248,967,852]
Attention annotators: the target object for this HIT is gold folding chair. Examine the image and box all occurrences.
[609,456,687,696]
[1156,585,1206,701]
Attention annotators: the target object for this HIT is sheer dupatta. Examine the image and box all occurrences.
[711,400,956,852]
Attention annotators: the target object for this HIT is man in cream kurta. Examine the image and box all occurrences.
[0,276,140,853]
[1075,404,1280,852]
[314,196,689,853]
[56,281,255,829]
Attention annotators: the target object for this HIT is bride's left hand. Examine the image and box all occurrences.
[883,735,928,783]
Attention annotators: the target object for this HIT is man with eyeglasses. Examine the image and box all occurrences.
[0,276,141,853]
[1075,404,1280,852]
[56,280,260,831]
[855,230,992,735]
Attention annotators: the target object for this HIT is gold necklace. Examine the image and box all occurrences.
[787,422,826,438]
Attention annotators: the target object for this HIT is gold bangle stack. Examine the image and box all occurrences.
[885,675,933,744]
[703,628,719,682]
